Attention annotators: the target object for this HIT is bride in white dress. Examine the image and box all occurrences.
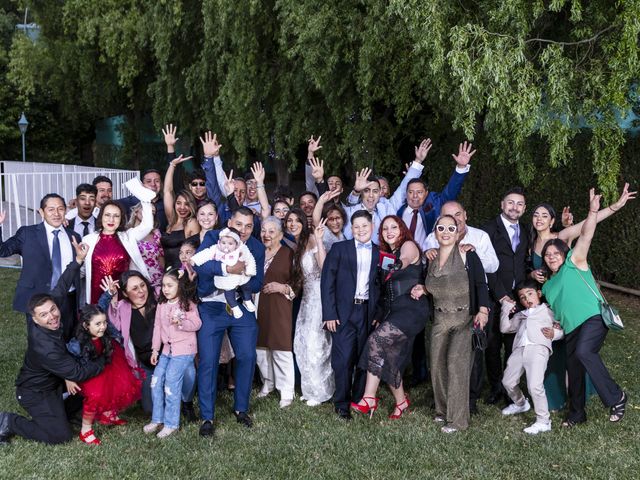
[291,214,335,406]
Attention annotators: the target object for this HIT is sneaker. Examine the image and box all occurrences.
[279,399,293,409]
[156,427,177,438]
[523,421,552,435]
[306,400,321,407]
[441,425,458,434]
[143,422,162,434]
[433,415,446,423]
[243,300,256,312]
[501,399,531,416]
[231,306,243,319]
[257,387,273,398]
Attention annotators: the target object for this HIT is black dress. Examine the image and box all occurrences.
[358,262,430,388]
[160,229,186,269]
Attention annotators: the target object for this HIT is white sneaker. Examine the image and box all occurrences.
[441,426,458,434]
[257,387,273,398]
[501,399,531,416]
[243,300,256,312]
[306,399,321,407]
[279,398,293,408]
[523,421,551,435]
[231,306,243,319]
[156,426,177,438]
[143,422,162,434]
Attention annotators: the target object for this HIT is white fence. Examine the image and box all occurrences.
[1,161,139,240]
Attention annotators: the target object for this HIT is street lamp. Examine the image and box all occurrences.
[18,112,28,163]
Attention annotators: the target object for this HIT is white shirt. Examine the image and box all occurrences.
[72,216,96,238]
[44,222,74,283]
[424,225,499,274]
[401,207,427,251]
[515,306,537,349]
[500,214,520,245]
[354,241,373,299]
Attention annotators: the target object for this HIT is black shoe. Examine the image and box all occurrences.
[0,412,13,446]
[182,402,198,423]
[335,408,352,421]
[199,420,215,437]
[485,391,503,405]
[234,411,253,428]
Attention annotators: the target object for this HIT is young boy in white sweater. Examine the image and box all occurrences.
[500,280,563,434]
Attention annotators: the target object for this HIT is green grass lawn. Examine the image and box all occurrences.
[0,268,639,479]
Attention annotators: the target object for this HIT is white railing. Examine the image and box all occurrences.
[0,161,140,240]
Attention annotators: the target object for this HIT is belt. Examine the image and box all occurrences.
[354,298,368,305]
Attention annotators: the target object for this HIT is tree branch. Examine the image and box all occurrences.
[523,25,617,46]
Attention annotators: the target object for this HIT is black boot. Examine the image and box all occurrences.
[0,412,14,446]
[182,402,197,423]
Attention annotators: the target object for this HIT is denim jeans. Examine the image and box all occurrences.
[151,353,196,429]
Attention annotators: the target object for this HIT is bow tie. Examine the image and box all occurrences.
[356,242,372,250]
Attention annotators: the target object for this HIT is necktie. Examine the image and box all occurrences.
[409,209,419,237]
[357,242,372,250]
[510,224,520,252]
[51,230,62,288]
[81,221,90,237]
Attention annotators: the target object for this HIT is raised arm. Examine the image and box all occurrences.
[250,162,271,220]
[200,131,224,209]
[305,135,323,195]
[558,182,637,244]
[387,138,430,211]
[571,189,601,269]
[312,218,328,270]
[312,190,342,227]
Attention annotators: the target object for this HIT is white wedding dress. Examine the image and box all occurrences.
[293,246,335,404]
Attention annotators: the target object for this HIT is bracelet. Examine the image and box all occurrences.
[256,184,265,189]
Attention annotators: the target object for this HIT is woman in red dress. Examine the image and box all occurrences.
[75,305,143,445]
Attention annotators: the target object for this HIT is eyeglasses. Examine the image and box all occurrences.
[435,224,457,233]
[191,181,206,187]
[274,208,290,214]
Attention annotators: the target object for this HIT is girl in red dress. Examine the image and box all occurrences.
[75,305,143,445]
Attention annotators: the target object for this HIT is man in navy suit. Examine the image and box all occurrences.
[0,194,81,339]
[397,141,475,386]
[482,187,530,405]
[321,210,380,420]
[193,207,265,437]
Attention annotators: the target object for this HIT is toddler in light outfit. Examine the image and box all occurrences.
[500,280,564,435]
[191,227,256,318]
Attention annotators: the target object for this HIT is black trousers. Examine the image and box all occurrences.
[330,303,369,410]
[565,315,622,422]
[469,346,484,406]
[485,304,514,393]
[9,386,76,445]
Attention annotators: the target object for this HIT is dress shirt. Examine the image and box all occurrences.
[354,241,373,299]
[402,207,427,251]
[43,222,74,281]
[424,225,499,274]
[72,216,96,238]
[500,214,520,245]
[244,200,262,213]
[515,307,537,349]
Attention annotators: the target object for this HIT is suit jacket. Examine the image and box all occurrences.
[397,168,468,234]
[0,223,81,313]
[193,229,266,300]
[500,303,564,352]
[321,239,380,325]
[481,216,529,302]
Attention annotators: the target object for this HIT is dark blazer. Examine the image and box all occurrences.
[0,223,81,313]
[193,228,266,300]
[321,239,380,325]
[481,216,529,302]
[397,168,468,234]
[464,251,491,315]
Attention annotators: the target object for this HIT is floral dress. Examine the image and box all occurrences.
[138,229,164,290]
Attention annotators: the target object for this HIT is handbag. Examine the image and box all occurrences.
[576,270,624,332]
[472,326,487,351]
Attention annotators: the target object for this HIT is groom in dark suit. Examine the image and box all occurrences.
[321,210,380,420]
[0,194,82,339]
[482,187,529,405]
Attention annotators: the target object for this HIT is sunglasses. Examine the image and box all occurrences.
[190,181,206,187]
[435,224,457,233]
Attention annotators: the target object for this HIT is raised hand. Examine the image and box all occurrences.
[100,275,120,296]
[353,167,373,192]
[223,169,235,196]
[162,124,178,150]
[319,188,342,204]
[402,162,412,175]
[314,217,328,240]
[250,162,266,184]
[308,135,322,157]
[452,141,476,167]
[589,188,602,213]
[561,206,574,227]
[414,138,433,163]
[170,154,194,168]
[610,182,637,211]
[309,157,325,182]
[199,131,222,157]
[71,237,89,263]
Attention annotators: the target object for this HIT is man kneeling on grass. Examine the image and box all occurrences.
[0,294,105,445]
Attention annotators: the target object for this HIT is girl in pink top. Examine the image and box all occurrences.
[144,268,201,438]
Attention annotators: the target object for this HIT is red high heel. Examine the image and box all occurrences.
[350,396,380,418]
[389,396,410,420]
[79,429,101,445]
[98,412,128,426]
